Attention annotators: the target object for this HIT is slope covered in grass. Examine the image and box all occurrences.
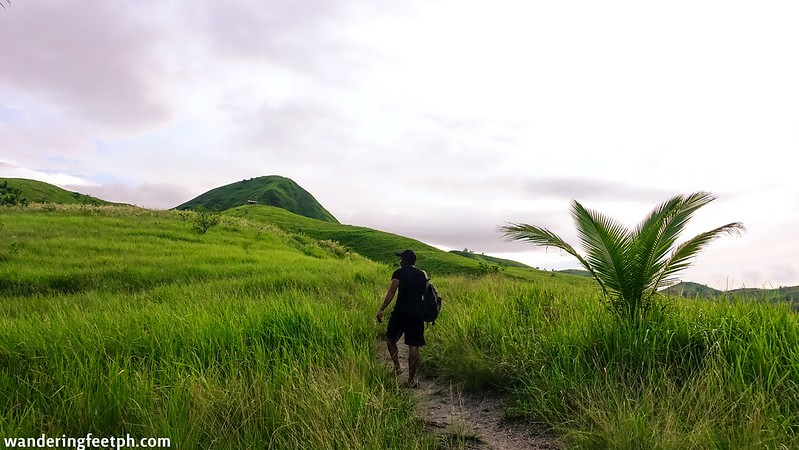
[175,175,339,223]
[666,282,799,310]
[424,275,799,448]
[0,177,119,205]
[224,204,584,285]
[449,249,532,269]
[0,204,435,449]
[3,203,797,449]
[729,284,799,303]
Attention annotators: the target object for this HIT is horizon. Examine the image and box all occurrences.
[4,175,791,292]
[2,1,797,290]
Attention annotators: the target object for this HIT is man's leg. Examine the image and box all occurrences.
[408,345,420,385]
[385,312,403,374]
[406,315,425,386]
[387,337,401,373]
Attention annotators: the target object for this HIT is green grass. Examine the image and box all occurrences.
[2,203,798,449]
[0,205,435,449]
[424,275,799,449]
[175,175,339,223]
[224,204,590,287]
[667,282,799,310]
[0,178,120,206]
[448,250,532,269]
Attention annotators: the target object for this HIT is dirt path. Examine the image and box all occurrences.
[383,344,562,450]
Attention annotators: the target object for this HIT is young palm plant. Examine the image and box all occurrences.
[501,192,744,323]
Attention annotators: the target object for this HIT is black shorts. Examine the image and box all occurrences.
[386,310,426,347]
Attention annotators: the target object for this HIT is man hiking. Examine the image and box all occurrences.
[376,249,427,388]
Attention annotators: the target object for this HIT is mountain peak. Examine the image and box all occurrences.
[174,175,339,223]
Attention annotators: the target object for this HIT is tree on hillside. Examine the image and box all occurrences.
[500,192,744,324]
[0,181,28,206]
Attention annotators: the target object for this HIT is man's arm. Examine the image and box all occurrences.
[376,278,400,323]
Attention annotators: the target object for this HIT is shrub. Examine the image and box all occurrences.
[191,209,220,235]
[0,181,27,206]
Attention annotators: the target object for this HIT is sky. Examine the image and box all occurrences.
[1,1,797,290]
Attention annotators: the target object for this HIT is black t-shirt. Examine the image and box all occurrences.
[391,266,428,314]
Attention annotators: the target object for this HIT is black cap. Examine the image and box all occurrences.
[395,249,417,263]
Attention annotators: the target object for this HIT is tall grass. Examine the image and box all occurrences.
[4,204,798,449]
[0,205,437,449]
[426,274,799,449]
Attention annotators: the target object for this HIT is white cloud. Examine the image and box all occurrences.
[1,0,797,290]
[0,161,93,187]
[64,182,193,209]
[0,1,172,131]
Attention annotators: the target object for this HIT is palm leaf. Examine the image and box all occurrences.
[633,192,717,298]
[572,201,634,302]
[644,192,716,271]
[653,221,745,290]
[500,222,608,295]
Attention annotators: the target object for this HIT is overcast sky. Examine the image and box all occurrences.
[2,1,797,290]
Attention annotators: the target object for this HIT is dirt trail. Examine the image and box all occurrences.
[383,344,562,450]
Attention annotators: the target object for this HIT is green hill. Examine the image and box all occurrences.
[728,285,799,302]
[557,269,593,277]
[175,175,339,223]
[4,204,799,448]
[0,204,426,447]
[448,250,532,269]
[664,282,799,310]
[0,177,118,205]
[223,204,585,284]
[664,281,722,299]
[225,204,482,276]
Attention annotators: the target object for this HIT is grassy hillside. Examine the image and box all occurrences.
[666,282,799,309]
[2,204,799,448]
[175,175,339,223]
[224,204,585,285]
[0,204,433,448]
[0,177,118,205]
[448,249,532,269]
[663,281,722,299]
[426,275,799,448]
[558,269,592,277]
[729,285,799,303]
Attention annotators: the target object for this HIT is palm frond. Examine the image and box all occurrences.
[646,192,716,269]
[572,201,634,300]
[629,195,684,299]
[652,221,746,290]
[633,192,717,298]
[500,223,579,256]
[500,222,608,294]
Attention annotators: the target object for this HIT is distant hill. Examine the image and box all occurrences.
[663,282,722,299]
[448,250,532,269]
[0,178,118,205]
[175,176,339,223]
[729,285,799,302]
[558,269,593,277]
[664,282,799,308]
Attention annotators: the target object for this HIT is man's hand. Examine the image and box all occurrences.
[376,309,385,323]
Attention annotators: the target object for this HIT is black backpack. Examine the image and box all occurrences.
[419,280,442,325]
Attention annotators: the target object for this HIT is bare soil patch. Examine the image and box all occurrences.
[381,342,562,450]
